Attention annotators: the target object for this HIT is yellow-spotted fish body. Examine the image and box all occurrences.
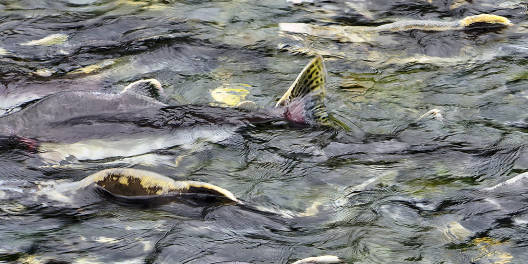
[30,168,239,207]
[458,14,513,29]
[79,168,240,206]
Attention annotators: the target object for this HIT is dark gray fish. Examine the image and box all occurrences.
[0,56,330,163]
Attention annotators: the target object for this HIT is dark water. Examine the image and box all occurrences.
[1,0,528,263]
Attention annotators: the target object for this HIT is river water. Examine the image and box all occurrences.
[1,0,528,263]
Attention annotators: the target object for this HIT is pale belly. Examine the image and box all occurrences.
[38,126,239,164]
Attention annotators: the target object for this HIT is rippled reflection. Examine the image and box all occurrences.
[2,0,528,263]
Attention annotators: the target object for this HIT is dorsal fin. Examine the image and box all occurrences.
[275,56,330,126]
[123,79,166,101]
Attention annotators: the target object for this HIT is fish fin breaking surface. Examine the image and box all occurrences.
[276,56,330,126]
[123,79,166,102]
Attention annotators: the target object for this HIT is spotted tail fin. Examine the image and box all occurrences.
[276,56,330,126]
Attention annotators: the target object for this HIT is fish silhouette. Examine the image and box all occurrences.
[0,56,332,163]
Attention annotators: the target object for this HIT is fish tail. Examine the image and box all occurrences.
[276,56,330,126]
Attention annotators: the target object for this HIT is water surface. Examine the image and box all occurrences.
[1,0,528,263]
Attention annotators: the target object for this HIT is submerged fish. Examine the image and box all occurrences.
[0,56,330,163]
[43,168,342,263]
[279,14,513,43]
[35,168,240,207]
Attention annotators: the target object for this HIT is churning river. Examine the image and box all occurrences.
[2,0,528,263]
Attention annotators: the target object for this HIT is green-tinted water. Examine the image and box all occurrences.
[1,0,528,263]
